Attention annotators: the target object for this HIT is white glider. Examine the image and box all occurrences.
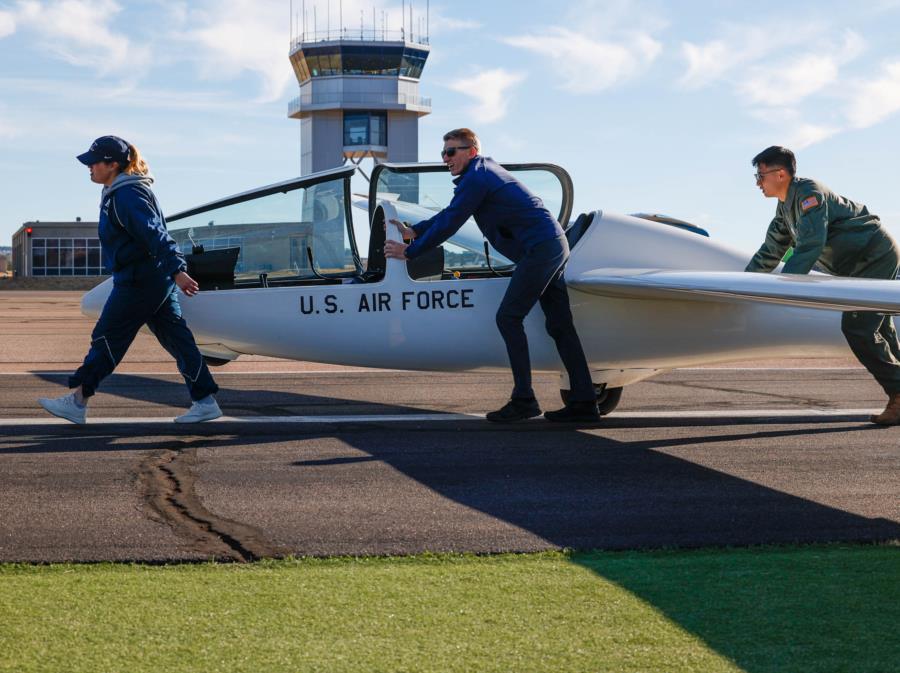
[82,162,899,414]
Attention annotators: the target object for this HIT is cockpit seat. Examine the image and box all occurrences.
[185,246,240,291]
[406,246,444,281]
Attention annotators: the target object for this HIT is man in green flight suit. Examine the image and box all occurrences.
[745,145,900,425]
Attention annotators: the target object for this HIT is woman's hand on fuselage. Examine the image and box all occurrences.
[174,271,200,297]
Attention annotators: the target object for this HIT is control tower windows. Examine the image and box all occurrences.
[344,111,387,147]
[291,44,429,82]
[341,45,402,76]
[314,46,341,76]
[290,50,311,82]
[400,49,427,78]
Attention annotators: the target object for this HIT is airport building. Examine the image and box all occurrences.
[288,5,431,174]
[11,221,102,277]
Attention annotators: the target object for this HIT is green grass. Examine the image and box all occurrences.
[1,545,897,673]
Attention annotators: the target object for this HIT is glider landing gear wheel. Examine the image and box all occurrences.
[559,385,624,416]
[202,356,232,367]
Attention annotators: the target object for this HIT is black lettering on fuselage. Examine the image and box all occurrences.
[324,295,338,314]
[300,296,315,315]
[446,289,460,308]
[397,288,477,310]
[402,291,414,310]
[462,289,474,308]
[359,292,392,312]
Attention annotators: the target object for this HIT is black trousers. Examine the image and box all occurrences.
[495,235,595,402]
[70,275,218,401]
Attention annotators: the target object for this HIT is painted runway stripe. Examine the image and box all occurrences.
[0,369,394,375]
[0,409,883,426]
[0,367,864,377]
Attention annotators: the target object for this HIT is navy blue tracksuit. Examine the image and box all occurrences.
[405,156,595,402]
[70,175,217,400]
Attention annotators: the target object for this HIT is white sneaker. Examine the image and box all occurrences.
[174,396,222,423]
[38,392,87,425]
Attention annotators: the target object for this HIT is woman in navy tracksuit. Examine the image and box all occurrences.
[38,135,220,424]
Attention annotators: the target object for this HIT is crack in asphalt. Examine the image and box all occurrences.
[137,440,286,562]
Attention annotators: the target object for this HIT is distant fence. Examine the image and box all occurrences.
[0,276,109,291]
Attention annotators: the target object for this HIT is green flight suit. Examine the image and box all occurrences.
[746,176,900,395]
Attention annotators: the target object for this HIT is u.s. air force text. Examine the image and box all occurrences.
[299,289,475,315]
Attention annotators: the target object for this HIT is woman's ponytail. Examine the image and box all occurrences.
[122,144,150,176]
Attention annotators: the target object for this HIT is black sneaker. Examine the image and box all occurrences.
[544,400,600,423]
[486,398,542,423]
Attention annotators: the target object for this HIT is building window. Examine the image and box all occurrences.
[343,111,387,147]
[31,238,103,276]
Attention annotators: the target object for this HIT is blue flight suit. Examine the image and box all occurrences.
[70,175,218,400]
[746,176,900,395]
[404,156,595,402]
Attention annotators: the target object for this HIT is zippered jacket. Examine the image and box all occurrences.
[405,156,564,262]
[99,174,187,284]
[746,176,893,276]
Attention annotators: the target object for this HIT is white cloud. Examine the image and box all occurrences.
[447,68,526,124]
[0,9,15,37]
[680,25,870,149]
[785,122,842,149]
[504,28,661,94]
[177,0,294,103]
[746,107,840,150]
[846,61,900,129]
[500,0,664,94]
[680,40,732,90]
[13,0,150,74]
[736,31,864,106]
[178,0,418,103]
[678,22,828,90]
[739,55,839,107]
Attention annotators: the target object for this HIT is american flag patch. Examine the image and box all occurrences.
[801,196,819,211]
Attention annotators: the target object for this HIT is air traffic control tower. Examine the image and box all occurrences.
[288,7,431,175]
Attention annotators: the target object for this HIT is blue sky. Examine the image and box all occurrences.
[2,0,900,254]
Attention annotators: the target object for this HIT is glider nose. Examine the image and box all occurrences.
[81,277,112,320]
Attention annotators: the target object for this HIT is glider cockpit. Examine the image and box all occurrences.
[166,162,576,289]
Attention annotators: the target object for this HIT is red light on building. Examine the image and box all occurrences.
[25,227,33,235]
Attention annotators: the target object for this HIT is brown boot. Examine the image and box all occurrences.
[870,392,900,425]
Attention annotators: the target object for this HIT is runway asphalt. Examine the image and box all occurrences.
[0,292,897,563]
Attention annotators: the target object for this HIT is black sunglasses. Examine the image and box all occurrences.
[441,145,471,158]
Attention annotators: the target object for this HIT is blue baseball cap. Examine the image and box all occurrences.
[76,135,130,166]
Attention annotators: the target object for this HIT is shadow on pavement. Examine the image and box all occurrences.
[9,372,900,672]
